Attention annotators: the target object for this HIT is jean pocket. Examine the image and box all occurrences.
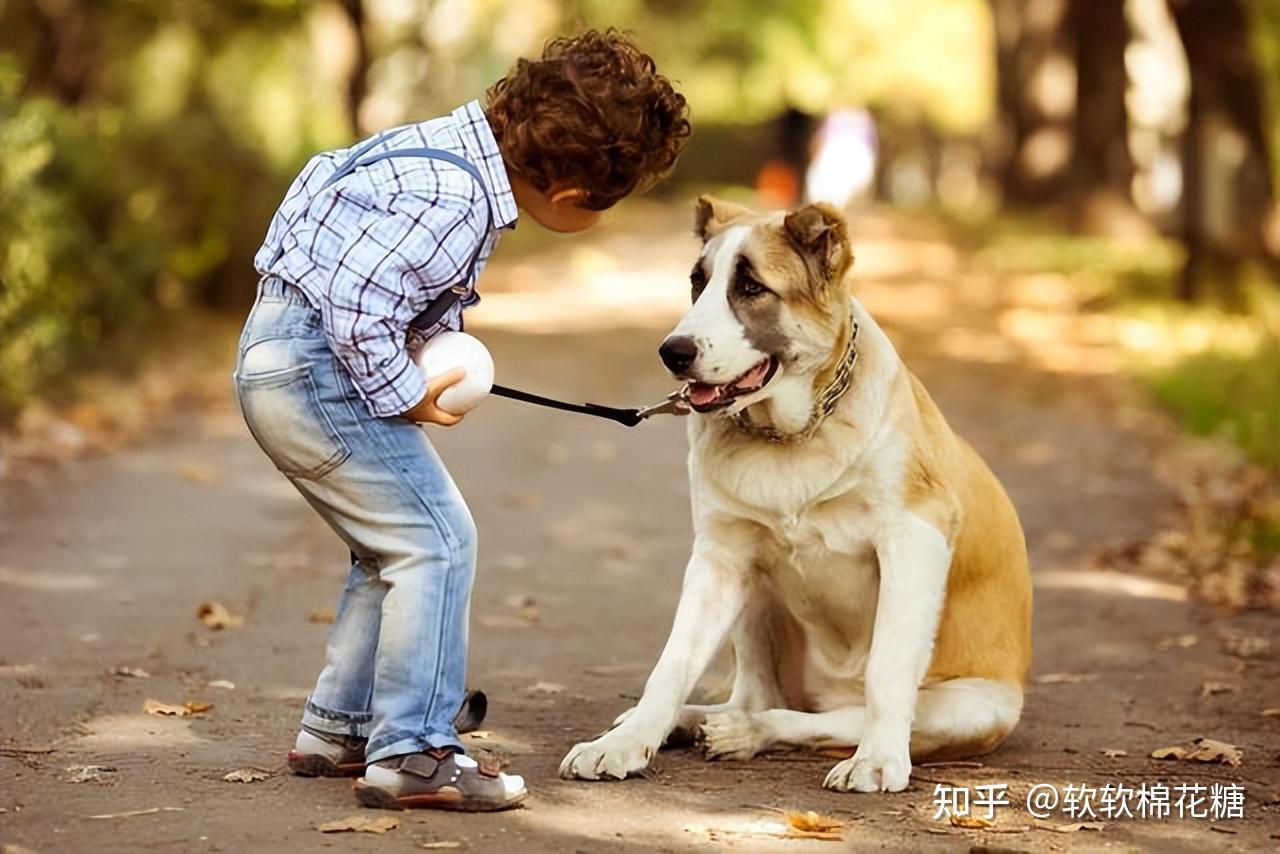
[237,359,351,480]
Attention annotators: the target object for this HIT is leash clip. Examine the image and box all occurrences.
[634,388,691,421]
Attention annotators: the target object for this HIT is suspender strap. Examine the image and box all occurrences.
[317,137,494,333]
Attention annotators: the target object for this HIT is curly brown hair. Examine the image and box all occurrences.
[485,29,691,211]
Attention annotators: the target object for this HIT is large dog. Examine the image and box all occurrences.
[559,197,1032,792]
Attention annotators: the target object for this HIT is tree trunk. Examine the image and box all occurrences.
[1168,0,1276,302]
[1068,0,1133,199]
[338,0,370,137]
[989,0,1075,205]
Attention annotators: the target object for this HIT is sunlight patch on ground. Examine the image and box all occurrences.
[0,565,102,593]
[1034,568,1188,602]
[72,714,206,753]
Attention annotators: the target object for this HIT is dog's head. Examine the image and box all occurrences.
[659,196,854,415]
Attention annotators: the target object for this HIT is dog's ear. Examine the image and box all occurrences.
[694,195,754,242]
[783,203,852,287]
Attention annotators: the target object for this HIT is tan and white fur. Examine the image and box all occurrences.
[559,197,1031,792]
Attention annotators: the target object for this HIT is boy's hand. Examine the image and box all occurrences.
[401,368,467,426]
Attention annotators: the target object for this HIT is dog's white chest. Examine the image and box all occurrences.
[759,503,881,684]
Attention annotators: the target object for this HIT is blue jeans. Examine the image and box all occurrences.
[233,275,475,761]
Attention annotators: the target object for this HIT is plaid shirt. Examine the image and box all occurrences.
[254,101,519,417]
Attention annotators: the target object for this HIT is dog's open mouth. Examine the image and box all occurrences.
[685,357,779,412]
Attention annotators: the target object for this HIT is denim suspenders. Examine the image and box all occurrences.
[275,130,495,334]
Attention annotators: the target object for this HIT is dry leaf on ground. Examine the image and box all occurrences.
[316,815,399,834]
[1157,634,1199,651]
[143,698,213,717]
[308,610,335,624]
[65,764,116,783]
[1262,707,1280,717]
[785,810,845,841]
[196,601,243,630]
[110,666,151,679]
[222,768,270,783]
[1101,749,1128,758]
[418,843,464,850]
[1201,682,1237,697]
[1034,673,1098,684]
[1151,737,1242,766]
[949,813,993,829]
[206,679,235,690]
[1036,821,1104,833]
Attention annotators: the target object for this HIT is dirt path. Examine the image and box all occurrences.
[2,210,1277,852]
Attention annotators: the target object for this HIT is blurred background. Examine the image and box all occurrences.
[2,7,1279,846]
[1,0,1277,470]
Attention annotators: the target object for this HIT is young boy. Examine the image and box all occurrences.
[234,30,690,811]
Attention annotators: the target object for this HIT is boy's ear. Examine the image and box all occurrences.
[694,195,755,242]
[782,202,852,287]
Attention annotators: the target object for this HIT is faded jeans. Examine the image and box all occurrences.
[233,275,474,761]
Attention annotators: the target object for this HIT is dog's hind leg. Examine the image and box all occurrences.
[907,677,1023,760]
[702,705,866,760]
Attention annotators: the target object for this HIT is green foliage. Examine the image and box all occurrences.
[0,3,347,422]
[1135,289,1280,472]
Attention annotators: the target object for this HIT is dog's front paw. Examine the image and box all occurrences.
[559,728,657,781]
[823,734,911,793]
[700,709,766,761]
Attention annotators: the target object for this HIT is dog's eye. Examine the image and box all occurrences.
[735,275,767,298]
[689,268,707,301]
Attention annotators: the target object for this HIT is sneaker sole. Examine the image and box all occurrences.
[288,751,365,778]
[353,780,526,812]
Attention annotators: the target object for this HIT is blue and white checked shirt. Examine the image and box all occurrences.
[254,101,519,417]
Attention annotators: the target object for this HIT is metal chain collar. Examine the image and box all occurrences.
[729,316,859,444]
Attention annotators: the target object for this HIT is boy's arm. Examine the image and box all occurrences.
[321,192,486,419]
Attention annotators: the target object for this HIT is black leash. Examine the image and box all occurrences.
[489,385,645,427]
[413,291,688,428]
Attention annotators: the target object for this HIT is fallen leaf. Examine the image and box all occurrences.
[949,813,993,829]
[419,843,464,850]
[223,768,270,783]
[1262,708,1280,717]
[65,764,116,783]
[308,610,335,624]
[1151,737,1242,766]
[316,815,399,834]
[1034,673,1098,684]
[177,463,222,485]
[527,681,564,694]
[206,679,235,690]
[144,699,190,717]
[785,810,845,839]
[1156,634,1199,651]
[1201,682,1237,697]
[196,601,243,630]
[1036,821,1104,833]
[143,699,213,717]
[1101,749,1128,758]
[464,730,492,740]
[110,666,151,679]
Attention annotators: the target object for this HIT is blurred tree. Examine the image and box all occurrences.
[337,0,371,135]
[989,0,1073,205]
[1168,0,1278,302]
[1068,0,1136,225]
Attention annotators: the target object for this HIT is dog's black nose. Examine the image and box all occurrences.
[659,336,699,375]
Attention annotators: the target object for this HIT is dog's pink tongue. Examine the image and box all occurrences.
[736,359,770,389]
[687,383,721,406]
